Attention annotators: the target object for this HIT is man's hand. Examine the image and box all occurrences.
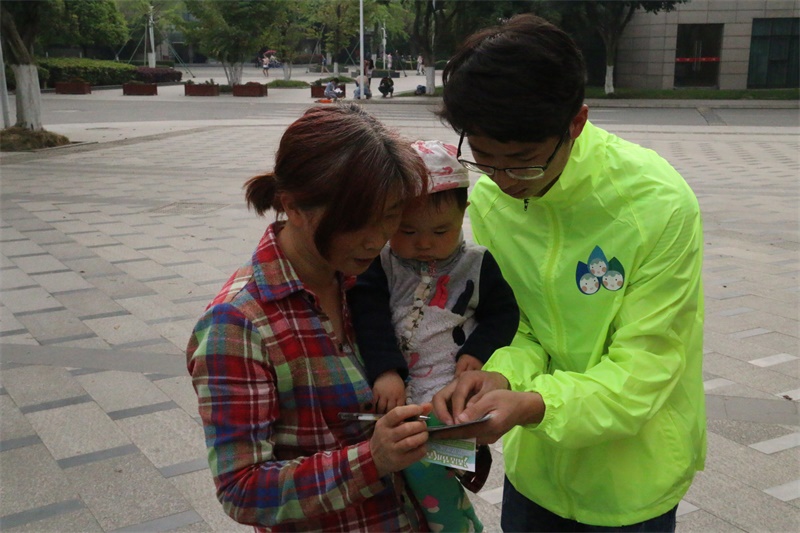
[373,371,406,414]
[430,370,546,445]
[432,370,509,424]
[455,354,483,377]
[370,403,431,477]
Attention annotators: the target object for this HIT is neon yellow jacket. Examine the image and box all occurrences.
[472,121,706,527]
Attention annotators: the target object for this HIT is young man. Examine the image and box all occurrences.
[431,14,706,533]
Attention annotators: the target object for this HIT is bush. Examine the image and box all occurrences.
[135,66,182,83]
[267,79,309,88]
[126,59,176,68]
[39,57,137,87]
[312,76,354,86]
[435,60,448,69]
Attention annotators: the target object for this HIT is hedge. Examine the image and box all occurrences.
[4,64,50,91]
[38,58,137,86]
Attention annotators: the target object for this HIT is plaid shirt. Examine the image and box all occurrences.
[187,223,427,532]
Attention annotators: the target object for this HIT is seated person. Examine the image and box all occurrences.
[324,78,342,100]
[378,77,394,98]
[354,79,372,99]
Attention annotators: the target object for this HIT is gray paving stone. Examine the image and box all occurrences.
[52,288,128,319]
[708,418,798,447]
[168,470,251,533]
[8,254,68,275]
[3,505,102,532]
[114,259,175,281]
[26,402,131,460]
[0,445,77,517]
[0,268,36,290]
[76,370,171,412]
[61,256,124,278]
[25,229,73,246]
[1,240,48,258]
[705,431,800,491]
[1,365,88,408]
[116,408,206,468]
[685,467,800,532]
[42,242,97,262]
[154,376,197,416]
[116,293,189,323]
[66,453,191,531]
[675,508,748,532]
[0,395,36,441]
[16,309,96,344]
[86,273,156,299]
[30,271,94,293]
[145,277,208,302]
[1,287,61,314]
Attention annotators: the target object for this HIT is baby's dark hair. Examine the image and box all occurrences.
[415,187,468,213]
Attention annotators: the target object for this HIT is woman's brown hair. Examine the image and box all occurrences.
[245,103,427,258]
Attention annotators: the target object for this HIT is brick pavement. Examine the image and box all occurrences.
[0,82,798,531]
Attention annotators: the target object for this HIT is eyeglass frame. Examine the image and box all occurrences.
[456,130,569,181]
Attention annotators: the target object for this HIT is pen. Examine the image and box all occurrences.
[338,413,431,422]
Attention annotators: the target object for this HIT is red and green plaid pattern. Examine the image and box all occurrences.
[187,224,426,532]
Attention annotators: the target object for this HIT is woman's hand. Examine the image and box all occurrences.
[370,404,431,478]
[373,371,406,414]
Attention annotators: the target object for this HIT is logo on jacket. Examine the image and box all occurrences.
[576,246,625,295]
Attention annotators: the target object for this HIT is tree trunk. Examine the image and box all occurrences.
[425,67,435,96]
[222,62,243,86]
[604,64,615,95]
[282,63,292,81]
[11,64,42,130]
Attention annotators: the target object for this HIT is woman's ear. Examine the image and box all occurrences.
[569,104,589,140]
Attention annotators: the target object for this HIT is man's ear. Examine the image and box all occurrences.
[569,104,589,140]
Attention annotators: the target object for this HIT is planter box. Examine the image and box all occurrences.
[311,84,345,98]
[232,83,268,97]
[184,84,220,96]
[55,81,91,94]
[123,83,158,96]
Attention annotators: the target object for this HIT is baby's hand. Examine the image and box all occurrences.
[373,371,406,414]
[455,354,483,377]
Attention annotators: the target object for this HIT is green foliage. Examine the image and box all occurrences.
[39,57,137,86]
[267,79,310,88]
[182,0,274,65]
[313,76,355,86]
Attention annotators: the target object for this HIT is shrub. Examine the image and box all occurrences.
[267,79,309,88]
[39,58,136,86]
[292,53,322,65]
[135,67,182,83]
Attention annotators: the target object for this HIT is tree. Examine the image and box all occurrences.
[0,0,64,130]
[266,2,314,80]
[553,1,686,95]
[182,0,275,85]
[410,0,464,95]
[52,0,128,58]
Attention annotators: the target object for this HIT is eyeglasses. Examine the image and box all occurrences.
[456,130,569,181]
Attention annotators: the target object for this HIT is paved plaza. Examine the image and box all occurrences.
[0,67,798,531]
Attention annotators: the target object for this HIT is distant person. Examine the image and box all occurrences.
[378,76,394,98]
[187,104,432,531]
[321,55,329,73]
[387,53,393,70]
[416,54,425,75]
[365,58,375,88]
[354,78,372,100]
[261,53,270,78]
[324,77,342,101]
[430,14,706,533]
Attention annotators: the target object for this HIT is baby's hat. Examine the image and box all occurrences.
[411,140,470,193]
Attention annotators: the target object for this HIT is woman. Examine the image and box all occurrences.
[187,104,431,532]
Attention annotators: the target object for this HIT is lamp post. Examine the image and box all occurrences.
[358,0,364,100]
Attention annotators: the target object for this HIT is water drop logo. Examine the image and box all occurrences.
[576,246,625,295]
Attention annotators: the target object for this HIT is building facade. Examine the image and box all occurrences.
[616,0,799,90]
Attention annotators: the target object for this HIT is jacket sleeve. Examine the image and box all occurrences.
[187,303,386,526]
[347,258,409,385]
[527,195,704,449]
[457,250,520,363]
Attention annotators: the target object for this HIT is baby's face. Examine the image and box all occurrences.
[389,195,464,262]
